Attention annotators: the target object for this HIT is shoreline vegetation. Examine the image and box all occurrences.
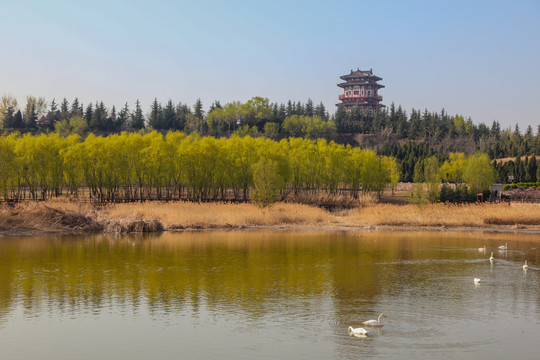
[1,199,540,237]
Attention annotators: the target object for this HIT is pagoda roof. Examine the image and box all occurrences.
[340,68,382,82]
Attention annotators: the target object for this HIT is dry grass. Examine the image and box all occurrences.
[346,203,540,228]
[0,201,102,234]
[2,199,540,235]
[102,201,332,229]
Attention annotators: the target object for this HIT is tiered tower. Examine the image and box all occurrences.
[337,68,384,112]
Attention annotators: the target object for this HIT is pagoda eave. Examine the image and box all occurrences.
[340,75,382,82]
[337,82,385,89]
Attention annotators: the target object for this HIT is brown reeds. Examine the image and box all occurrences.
[347,203,540,228]
[101,202,331,229]
[0,201,102,234]
[2,200,539,236]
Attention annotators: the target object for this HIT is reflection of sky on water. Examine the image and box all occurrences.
[0,231,539,359]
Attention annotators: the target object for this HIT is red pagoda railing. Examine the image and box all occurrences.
[339,94,383,101]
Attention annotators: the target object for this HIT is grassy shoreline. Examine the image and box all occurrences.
[1,200,540,236]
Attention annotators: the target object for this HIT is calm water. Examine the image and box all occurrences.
[1,230,539,359]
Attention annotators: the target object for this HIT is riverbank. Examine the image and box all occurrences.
[1,200,540,236]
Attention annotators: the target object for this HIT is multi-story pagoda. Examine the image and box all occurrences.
[337,68,384,112]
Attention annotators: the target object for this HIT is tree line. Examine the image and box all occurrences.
[2,94,539,186]
[0,95,332,139]
[0,132,400,205]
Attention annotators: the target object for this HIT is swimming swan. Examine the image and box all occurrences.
[523,261,528,270]
[498,243,508,250]
[478,245,486,252]
[362,314,387,327]
[489,252,494,261]
[348,326,369,337]
[474,278,481,284]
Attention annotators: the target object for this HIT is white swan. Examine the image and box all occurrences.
[478,245,486,252]
[362,313,387,327]
[474,278,481,284]
[489,252,494,261]
[348,326,369,337]
[523,260,528,270]
[498,243,508,250]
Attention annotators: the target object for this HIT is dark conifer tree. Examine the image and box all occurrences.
[295,101,304,116]
[70,98,82,117]
[193,98,204,119]
[173,103,190,130]
[525,156,537,182]
[130,100,145,129]
[276,104,287,125]
[2,106,15,128]
[148,98,162,129]
[25,103,37,130]
[117,103,130,130]
[334,105,347,133]
[106,105,117,132]
[514,156,524,182]
[208,100,222,114]
[46,99,60,130]
[286,100,294,117]
[60,98,70,120]
[84,103,93,125]
[305,98,314,117]
[13,110,23,129]
[162,99,176,129]
[315,102,327,121]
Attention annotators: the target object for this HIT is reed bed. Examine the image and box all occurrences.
[0,201,101,233]
[2,200,539,235]
[347,203,540,228]
[102,202,332,229]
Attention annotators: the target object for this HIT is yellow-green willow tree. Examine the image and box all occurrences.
[0,131,402,204]
[0,134,16,200]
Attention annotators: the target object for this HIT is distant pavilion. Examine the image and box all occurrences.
[337,68,384,112]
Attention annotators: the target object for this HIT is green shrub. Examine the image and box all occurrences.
[439,184,478,203]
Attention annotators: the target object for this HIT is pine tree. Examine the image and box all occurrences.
[525,156,537,182]
[173,103,190,130]
[90,102,107,131]
[2,106,15,128]
[70,98,82,117]
[148,98,162,129]
[193,98,204,119]
[208,100,222,114]
[334,105,347,133]
[25,103,37,129]
[305,98,314,117]
[315,102,327,120]
[107,105,117,132]
[46,99,60,130]
[286,100,293,117]
[60,98,70,120]
[514,156,524,182]
[13,110,23,129]
[295,101,304,116]
[131,100,145,129]
[117,103,130,130]
[162,99,176,129]
[84,103,93,125]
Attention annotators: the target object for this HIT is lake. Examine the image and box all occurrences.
[0,230,539,359]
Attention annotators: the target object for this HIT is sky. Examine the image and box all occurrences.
[1,0,539,130]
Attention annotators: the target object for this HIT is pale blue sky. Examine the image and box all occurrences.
[1,0,539,129]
